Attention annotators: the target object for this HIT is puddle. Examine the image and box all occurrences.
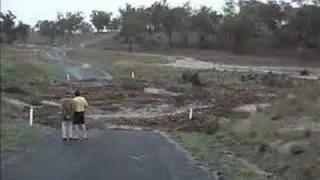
[144,87,181,96]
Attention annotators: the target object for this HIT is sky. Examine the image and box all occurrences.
[1,0,226,26]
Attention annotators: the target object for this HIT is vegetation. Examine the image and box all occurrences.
[2,0,319,57]
[0,11,30,43]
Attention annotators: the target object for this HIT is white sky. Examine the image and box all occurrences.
[1,0,226,26]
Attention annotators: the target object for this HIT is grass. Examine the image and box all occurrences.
[270,82,320,119]
[1,46,59,160]
[176,132,267,180]
[0,100,51,160]
[0,120,47,159]
[231,113,277,142]
[1,46,65,81]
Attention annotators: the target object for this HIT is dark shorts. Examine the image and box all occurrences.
[73,111,85,124]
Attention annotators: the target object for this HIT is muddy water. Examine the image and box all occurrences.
[164,56,320,79]
[144,87,181,96]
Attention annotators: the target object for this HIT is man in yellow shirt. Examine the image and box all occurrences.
[72,90,89,139]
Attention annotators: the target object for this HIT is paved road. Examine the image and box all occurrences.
[2,130,214,180]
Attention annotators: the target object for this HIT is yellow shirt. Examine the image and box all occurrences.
[72,96,88,112]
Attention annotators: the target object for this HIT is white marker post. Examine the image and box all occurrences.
[67,73,70,81]
[189,108,193,120]
[29,105,34,127]
[131,72,135,79]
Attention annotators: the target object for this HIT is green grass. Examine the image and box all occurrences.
[176,132,266,180]
[1,120,47,159]
[0,99,51,160]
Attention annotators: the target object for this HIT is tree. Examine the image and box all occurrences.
[191,6,223,49]
[36,20,58,44]
[90,10,112,32]
[0,10,17,43]
[238,0,284,34]
[119,4,147,51]
[110,17,120,30]
[56,12,84,41]
[289,5,320,49]
[180,2,193,46]
[220,11,256,54]
[15,21,30,41]
[147,0,169,33]
[224,0,237,17]
[162,7,184,47]
[79,22,92,33]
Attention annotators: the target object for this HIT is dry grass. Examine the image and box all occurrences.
[232,113,277,142]
[270,81,320,119]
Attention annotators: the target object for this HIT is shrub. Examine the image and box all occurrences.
[290,144,304,155]
[121,80,141,91]
[181,71,202,86]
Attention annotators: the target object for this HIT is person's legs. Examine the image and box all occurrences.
[81,124,88,139]
[78,112,87,139]
[67,120,73,139]
[72,112,80,139]
[61,121,67,141]
[73,124,80,139]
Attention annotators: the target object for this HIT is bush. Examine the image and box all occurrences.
[181,71,202,86]
[120,80,141,91]
[181,71,193,83]
[300,69,310,76]
[299,165,314,180]
[199,119,220,134]
[257,141,271,153]
[290,144,304,155]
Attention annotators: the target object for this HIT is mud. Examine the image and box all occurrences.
[164,56,320,79]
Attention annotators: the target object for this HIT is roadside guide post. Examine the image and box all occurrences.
[29,105,34,127]
[189,108,193,120]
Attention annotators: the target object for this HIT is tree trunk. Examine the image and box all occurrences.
[232,34,244,54]
[183,32,189,47]
[199,34,206,49]
[50,35,55,44]
[168,32,173,47]
[128,36,133,52]
[65,30,72,42]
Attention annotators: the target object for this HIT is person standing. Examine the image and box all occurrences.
[60,94,74,141]
[72,90,89,140]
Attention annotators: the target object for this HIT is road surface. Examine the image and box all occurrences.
[2,130,214,180]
